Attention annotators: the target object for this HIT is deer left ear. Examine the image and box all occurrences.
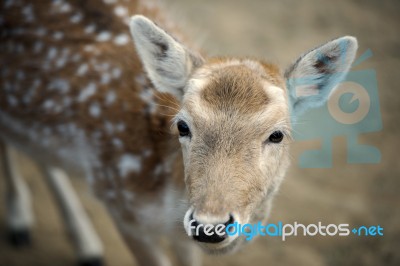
[130,15,204,101]
[285,36,358,117]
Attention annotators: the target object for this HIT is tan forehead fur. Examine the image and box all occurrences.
[183,58,287,122]
[204,57,284,86]
[201,64,269,114]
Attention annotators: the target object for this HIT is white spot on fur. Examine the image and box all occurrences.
[22,4,35,22]
[77,63,89,76]
[78,83,97,102]
[56,57,67,68]
[53,31,64,40]
[84,45,94,53]
[48,78,70,93]
[23,79,41,103]
[113,33,130,46]
[105,91,116,105]
[72,53,82,62]
[104,121,114,134]
[112,67,122,79]
[33,41,43,53]
[7,96,18,107]
[118,154,142,178]
[89,103,101,117]
[154,164,163,175]
[112,138,123,148]
[70,13,83,24]
[35,27,47,37]
[114,6,128,17]
[42,99,55,110]
[47,47,58,60]
[93,62,110,72]
[84,24,96,34]
[59,3,72,13]
[96,31,111,42]
[139,89,157,113]
[101,73,111,84]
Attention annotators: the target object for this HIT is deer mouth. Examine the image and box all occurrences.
[196,236,242,255]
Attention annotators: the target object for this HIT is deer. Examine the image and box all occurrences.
[0,0,358,265]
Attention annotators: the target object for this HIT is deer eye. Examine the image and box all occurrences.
[177,120,191,137]
[268,131,284,143]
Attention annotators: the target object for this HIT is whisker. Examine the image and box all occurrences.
[153,92,181,109]
[158,112,178,117]
[154,103,181,113]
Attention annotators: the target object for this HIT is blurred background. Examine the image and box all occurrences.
[1,0,399,265]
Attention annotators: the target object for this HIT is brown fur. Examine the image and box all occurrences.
[201,64,270,114]
[0,0,186,225]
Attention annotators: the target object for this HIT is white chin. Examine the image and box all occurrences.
[198,238,241,255]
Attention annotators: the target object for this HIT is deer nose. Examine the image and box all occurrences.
[189,212,235,244]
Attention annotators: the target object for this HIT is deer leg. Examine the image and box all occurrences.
[170,236,202,266]
[40,166,104,266]
[0,141,34,246]
[122,233,171,266]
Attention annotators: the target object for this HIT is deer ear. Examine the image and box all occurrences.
[285,36,358,117]
[130,15,204,101]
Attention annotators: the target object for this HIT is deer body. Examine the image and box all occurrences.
[2,0,184,224]
[1,1,190,265]
[1,0,358,265]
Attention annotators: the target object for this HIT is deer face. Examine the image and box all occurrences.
[130,16,357,253]
[176,61,291,253]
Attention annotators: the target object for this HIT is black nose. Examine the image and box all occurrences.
[190,213,235,244]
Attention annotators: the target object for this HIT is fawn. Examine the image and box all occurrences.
[0,0,358,265]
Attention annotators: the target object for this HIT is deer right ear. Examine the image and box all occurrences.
[285,36,358,117]
[130,15,204,101]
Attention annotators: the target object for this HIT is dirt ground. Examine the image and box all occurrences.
[1,0,400,265]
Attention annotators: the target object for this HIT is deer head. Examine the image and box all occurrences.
[130,15,357,254]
